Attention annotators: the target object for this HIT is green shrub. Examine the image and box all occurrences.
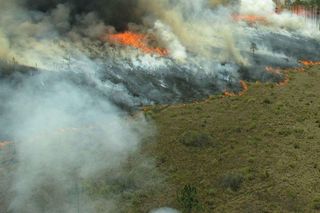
[263,98,272,104]
[221,173,244,192]
[177,185,201,213]
[180,131,213,148]
[313,197,320,210]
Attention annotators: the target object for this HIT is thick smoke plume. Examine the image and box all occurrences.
[0,0,320,212]
[0,73,150,212]
[25,0,140,31]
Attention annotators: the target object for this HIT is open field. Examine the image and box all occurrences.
[136,65,320,212]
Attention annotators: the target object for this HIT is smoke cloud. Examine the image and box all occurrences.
[0,0,320,212]
[150,207,181,213]
[0,73,150,212]
[0,1,156,212]
[138,0,244,60]
[25,0,140,31]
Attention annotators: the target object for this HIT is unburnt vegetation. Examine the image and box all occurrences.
[137,65,320,212]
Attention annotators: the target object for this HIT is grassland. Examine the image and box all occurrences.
[135,65,320,212]
[2,66,320,213]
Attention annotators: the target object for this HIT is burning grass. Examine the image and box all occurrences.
[299,60,320,66]
[105,31,168,56]
[223,80,249,97]
[233,14,268,24]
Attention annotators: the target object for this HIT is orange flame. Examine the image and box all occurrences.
[106,31,168,56]
[278,73,289,86]
[224,60,320,98]
[240,80,248,94]
[223,91,236,97]
[265,66,281,75]
[233,15,267,24]
[299,60,320,66]
[223,80,248,97]
[265,66,290,86]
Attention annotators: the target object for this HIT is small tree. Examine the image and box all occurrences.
[177,185,201,213]
[250,42,258,56]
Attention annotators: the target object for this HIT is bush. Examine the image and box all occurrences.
[313,197,320,210]
[180,131,213,148]
[263,98,272,104]
[221,173,244,192]
[177,185,201,213]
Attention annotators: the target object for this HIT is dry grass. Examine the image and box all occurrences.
[136,65,320,212]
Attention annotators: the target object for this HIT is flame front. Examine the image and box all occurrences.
[224,80,248,97]
[299,60,320,66]
[106,31,168,56]
[265,66,281,75]
[233,15,267,24]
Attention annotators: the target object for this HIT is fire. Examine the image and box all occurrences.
[223,80,248,97]
[240,80,248,94]
[278,73,289,86]
[265,66,281,75]
[222,59,320,98]
[299,60,320,66]
[265,66,290,86]
[233,15,267,24]
[106,31,168,56]
[223,91,236,97]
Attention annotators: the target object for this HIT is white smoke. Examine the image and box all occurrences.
[239,0,320,38]
[0,1,156,212]
[0,0,320,211]
[154,20,187,61]
[150,207,181,213]
[1,74,149,213]
[240,0,275,16]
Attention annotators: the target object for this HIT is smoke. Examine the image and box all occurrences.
[138,0,244,61]
[239,0,320,37]
[0,0,320,211]
[153,21,187,61]
[240,0,275,16]
[150,207,181,213]
[0,73,151,212]
[25,0,140,31]
[0,1,156,212]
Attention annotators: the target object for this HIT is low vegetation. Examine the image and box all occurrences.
[137,65,320,212]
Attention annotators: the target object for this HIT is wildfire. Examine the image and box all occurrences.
[278,73,289,86]
[233,15,267,24]
[223,91,236,97]
[299,60,320,66]
[265,66,290,86]
[106,31,168,56]
[265,66,281,75]
[223,80,248,97]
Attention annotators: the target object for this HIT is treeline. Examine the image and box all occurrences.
[292,0,320,7]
